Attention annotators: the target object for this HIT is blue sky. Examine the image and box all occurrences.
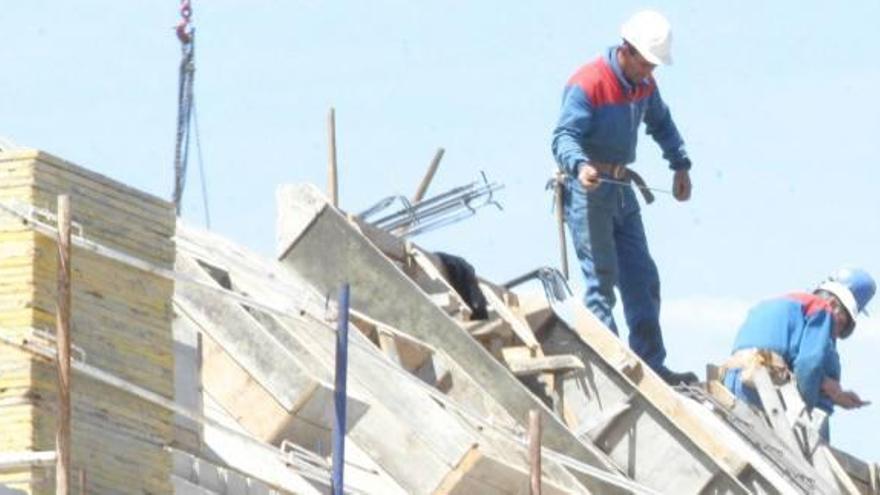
[2,1,879,460]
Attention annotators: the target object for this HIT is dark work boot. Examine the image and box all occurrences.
[660,368,699,386]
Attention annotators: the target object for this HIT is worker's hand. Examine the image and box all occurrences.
[835,390,870,409]
[673,170,691,202]
[577,163,601,191]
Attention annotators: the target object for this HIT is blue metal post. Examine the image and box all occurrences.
[331,283,350,495]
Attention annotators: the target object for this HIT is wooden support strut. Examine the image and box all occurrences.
[399,147,445,237]
[562,301,754,490]
[749,366,862,494]
[748,367,803,457]
[413,147,444,204]
[327,107,339,208]
[528,410,543,495]
[479,282,540,351]
[55,194,72,495]
[817,446,862,495]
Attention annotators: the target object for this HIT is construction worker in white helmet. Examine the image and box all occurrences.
[722,268,876,440]
[551,10,697,385]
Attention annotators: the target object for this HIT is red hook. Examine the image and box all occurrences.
[176,0,193,44]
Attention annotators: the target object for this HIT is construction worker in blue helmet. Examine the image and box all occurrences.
[721,268,876,440]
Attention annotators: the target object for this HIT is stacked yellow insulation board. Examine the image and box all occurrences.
[0,149,176,494]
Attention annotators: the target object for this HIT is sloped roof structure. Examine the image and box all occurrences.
[0,148,877,494]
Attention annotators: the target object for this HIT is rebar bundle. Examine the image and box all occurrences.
[359,172,503,238]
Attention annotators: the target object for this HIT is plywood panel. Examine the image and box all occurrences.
[0,149,175,494]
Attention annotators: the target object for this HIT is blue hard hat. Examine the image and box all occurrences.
[819,267,876,320]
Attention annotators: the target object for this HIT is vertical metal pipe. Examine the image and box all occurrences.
[328,107,339,208]
[331,283,350,495]
[56,195,72,495]
[528,409,542,495]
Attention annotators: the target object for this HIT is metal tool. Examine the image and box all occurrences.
[598,177,674,196]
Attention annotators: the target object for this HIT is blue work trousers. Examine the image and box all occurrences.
[563,176,667,372]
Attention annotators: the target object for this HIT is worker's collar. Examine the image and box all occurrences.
[606,45,650,94]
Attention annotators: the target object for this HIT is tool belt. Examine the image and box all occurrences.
[548,162,655,208]
[586,162,655,204]
[719,348,792,385]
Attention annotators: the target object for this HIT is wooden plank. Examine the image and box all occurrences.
[0,172,169,229]
[506,354,584,377]
[432,445,482,495]
[830,447,879,492]
[199,327,301,442]
[816,445,861,495]
[376,328,403,366]
[30,180,174,236]
[748,368,803,457]
[0,167,174,250]
[0,149,173,215]
[0,187,175,268]
[480,282,539,350]
[463,318,512,340]
[776,381,825,456]
[432,443,575,495]
[174,254,321,411]
[514,293,556,335]
[706,380,737,410]
[411,249,472,320]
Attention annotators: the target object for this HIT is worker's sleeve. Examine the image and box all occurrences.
[643,88,691,171]
[792,311,835,409]
[816,346,841,414]
[825,347,841,381]
[551,85,592,176]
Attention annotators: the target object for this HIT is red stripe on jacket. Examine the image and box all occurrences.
[567,57,655,107]
[785,292,834,318]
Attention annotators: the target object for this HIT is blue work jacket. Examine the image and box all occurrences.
[552,46,690,177]
[730,293,841,413]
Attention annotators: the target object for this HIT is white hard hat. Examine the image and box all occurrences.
[620,10,673,66]
[816,267,876,322]
[817,281,858,322]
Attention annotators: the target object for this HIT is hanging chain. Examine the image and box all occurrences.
[172,0,195,215]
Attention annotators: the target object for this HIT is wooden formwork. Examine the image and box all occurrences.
[275,183,814,494]
[176,222,586,495]
[275,184,663,494]
[0,150,176,494]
